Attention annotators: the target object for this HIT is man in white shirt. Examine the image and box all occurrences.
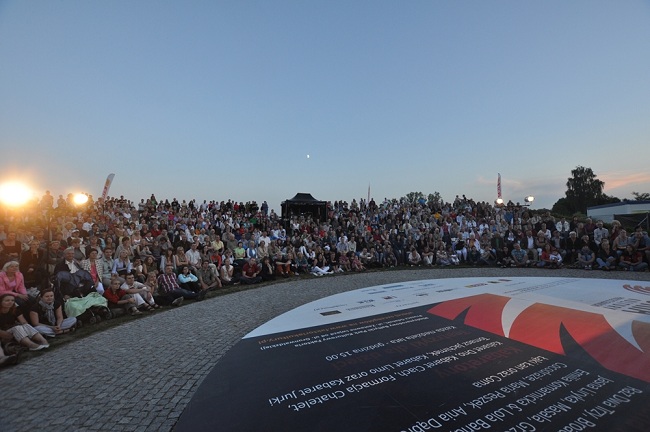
[185,242,202,270]
[258,231,271,249]
[120,273,157,309]
[57,248,81,274]
[593,221,609,246]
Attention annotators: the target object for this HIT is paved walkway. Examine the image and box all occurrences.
[1,268,648,431]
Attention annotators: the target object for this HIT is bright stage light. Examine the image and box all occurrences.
[0,181,32,207]
[73,193,89,206]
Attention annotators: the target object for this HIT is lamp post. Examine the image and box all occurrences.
[524,196,535,207]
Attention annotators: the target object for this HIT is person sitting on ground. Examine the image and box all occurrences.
[548,247,563,269]
[577,244,596,270]
[274,252,293,276]
[631,230,650,264]
[496,245,512,268]
[121,272,159,310]
[350,253,366,272]
[383,244,397,267]
[510,243,529,268]
[240,258,262,284]
[535,231,548,259]
[467,245,481,266]
[196,260,222,290]
[310,253,332,276]
[521,230,538,264]
[565,232,581,265]
[260,256,276,282]
[619,245,648,272]
[29,288,77,337]
[284,250,299,276]
[143,272,161,302]
[478,247,496,266]
[322,251,336,274]
[421,246,435,266]
[0,293,49,351]
[454,237,467,263]
[177,265,201,293]
[103,279,144,315]
[596,239,617,271]
[436,244,451,266]
[156,264,205,306]
[339,252,351,272]
[219,258,238,285]
[407,247,422,266]
[536,244,553,268]
[294,251,310,275]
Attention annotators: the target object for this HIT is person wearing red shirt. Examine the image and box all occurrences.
[240,258,262,284]
[103,280,142,315]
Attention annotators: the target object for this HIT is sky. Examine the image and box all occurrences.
[1,0,649,213]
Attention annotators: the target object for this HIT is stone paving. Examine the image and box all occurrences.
[1,267,648,431]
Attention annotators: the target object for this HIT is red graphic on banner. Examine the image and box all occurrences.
[428,294,650,383]
[623,284,650,296]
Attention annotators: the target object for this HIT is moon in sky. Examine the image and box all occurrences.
[307,154,310,159]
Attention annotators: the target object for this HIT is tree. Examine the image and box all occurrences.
[632,192,650,201]
[552,166,619,214]
[403,192,424,205]
[427,192,443,208]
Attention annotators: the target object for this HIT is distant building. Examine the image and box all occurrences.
[588,201,650,228]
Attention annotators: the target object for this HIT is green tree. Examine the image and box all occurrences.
[404,192,424,205]
[632,191,650,201]
[427,192,443,208]
[553,166,619,214]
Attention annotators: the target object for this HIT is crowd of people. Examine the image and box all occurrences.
[1,191,649,366]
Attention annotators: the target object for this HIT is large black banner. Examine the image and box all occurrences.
[176,278,650,431]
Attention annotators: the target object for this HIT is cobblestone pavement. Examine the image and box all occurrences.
[1,268,648,431]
